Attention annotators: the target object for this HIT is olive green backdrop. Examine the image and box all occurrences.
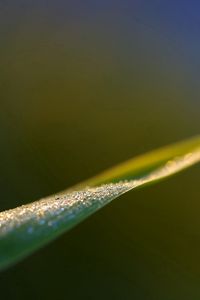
[0,1,200,299]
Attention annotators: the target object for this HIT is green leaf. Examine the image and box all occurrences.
[0,136,200,270]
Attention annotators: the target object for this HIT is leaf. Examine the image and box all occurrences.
[0,136,200,270]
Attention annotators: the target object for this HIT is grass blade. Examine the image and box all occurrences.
[0,135,200,270]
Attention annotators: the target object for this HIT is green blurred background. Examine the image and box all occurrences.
[0,1,200,299]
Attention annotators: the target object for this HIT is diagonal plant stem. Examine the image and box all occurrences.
[0,135,200,271]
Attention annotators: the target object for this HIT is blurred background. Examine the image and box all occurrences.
[0,1,200,299]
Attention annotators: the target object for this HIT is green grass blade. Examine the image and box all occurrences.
[74,135,200,188]
[0,135,200,270]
